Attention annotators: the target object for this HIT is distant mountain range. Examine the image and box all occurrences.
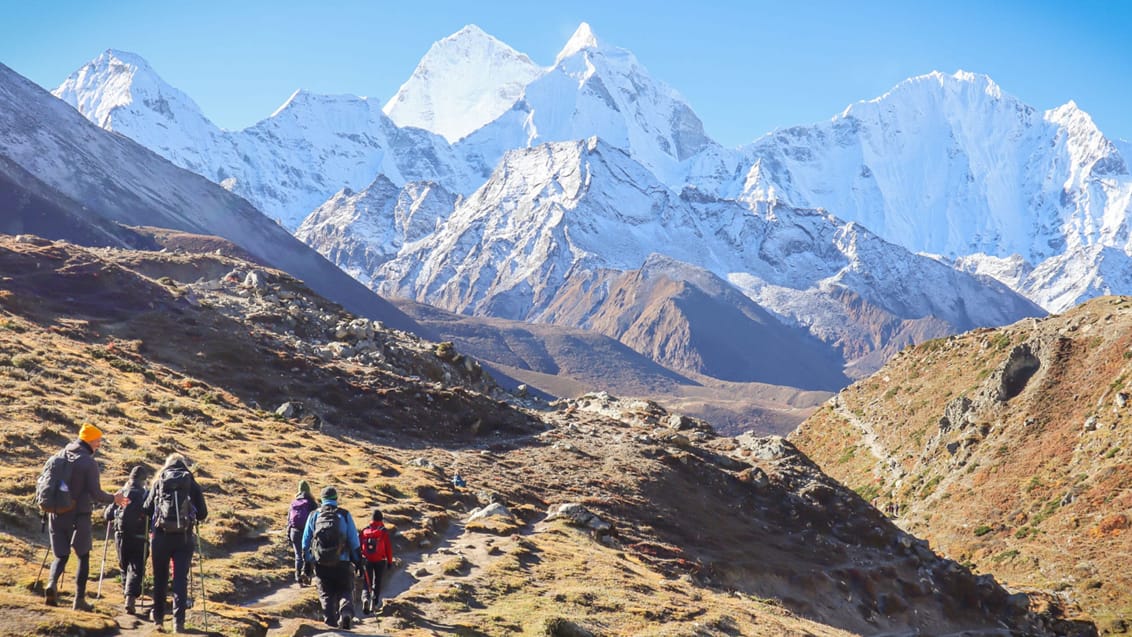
[25,21,1132,395]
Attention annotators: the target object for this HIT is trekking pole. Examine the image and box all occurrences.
[34,544,50,592]
[140,516,150,611]
[96,520,111,598]
[196,523,208,632]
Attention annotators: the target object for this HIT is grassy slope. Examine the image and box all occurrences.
[791,297,1132,633]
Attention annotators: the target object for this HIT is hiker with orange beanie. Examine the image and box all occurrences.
[39,423,129,611]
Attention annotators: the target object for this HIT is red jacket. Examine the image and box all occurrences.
[359,522,392,564]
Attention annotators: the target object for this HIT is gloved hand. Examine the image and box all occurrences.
[354,560,364,576]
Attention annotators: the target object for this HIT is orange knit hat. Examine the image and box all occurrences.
[78,423,103,443]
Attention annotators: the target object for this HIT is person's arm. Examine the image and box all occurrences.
[191,477,208,523]
[84,458,119,505]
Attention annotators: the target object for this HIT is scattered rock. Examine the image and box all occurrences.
[468,502,512,522]
[547,503,611,535]
[275,402,300,419]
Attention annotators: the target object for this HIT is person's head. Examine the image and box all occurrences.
[162,452,189,470]
[371,509,383,523]
[78,423,103,452]
[320,485,338,503]
[298,480,311,497]
[126,464,150,488]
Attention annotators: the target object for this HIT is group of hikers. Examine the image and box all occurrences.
[285,480,394,629]
[35,423,394,632]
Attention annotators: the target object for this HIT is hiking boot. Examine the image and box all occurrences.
[124,595,137,614]
[72,596,95,612]
[338,612,353,630]
[44,584,57,606]
[174,619,187,634]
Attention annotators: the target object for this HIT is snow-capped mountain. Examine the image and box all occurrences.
[295,177,457,286]
[730,71,1132,311]
[0,62,421,332]
[54,50,481,229]
[383,25,544,143]
[455,23,716,187]
[374,137,1042,372]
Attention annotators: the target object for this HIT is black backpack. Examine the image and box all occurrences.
[35,449,76,515]
[310,505,346,566]
[154,467,195,533]
[115,487,148,536]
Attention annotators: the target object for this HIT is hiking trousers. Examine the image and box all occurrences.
[150,530,195,625]
[115,532,147,598]
[313,563,355,625]
[46,511,93,592]
[362,561,388,604]
[287,527,309,581]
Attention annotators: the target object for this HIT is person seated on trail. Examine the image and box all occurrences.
[286,480,317,586]
[452,472,466,488]
[143,453,208,634]
[103,464,151,615]
[359,509,393,614]
[302,486,362,630]
[41,423,129,611]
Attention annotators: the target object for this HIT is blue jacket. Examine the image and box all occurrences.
[301,500,361,564]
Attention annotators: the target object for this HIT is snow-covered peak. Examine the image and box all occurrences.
[54,49,212,130]
[556,22,600,63]
[384,23,544,142]
[841,70,1012,121]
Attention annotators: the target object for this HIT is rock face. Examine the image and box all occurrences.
[791,296,1132,628]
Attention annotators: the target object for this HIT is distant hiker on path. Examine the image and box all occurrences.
[359,508,393,614]
[286,480,317,586]
[302,486,362,629]
[39,423,129,611]
[143,453,208,633]
[103,464,151,615]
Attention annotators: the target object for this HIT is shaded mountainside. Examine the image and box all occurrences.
[0,61,422,335]
[0,235,1090,636]
[791,296,1132,633]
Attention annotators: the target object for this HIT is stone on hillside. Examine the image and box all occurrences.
[410,457,435,469]
[327,342,354,358]
[666,413,693,430]
[467,502,512,522]
[544,618,596,637]
[514,384,529,398]
[735,434,794,461]
[275,402,300,419]
[738,466,770,488]
[1083,416,1099,432]
[547,503,611,534]
[1116,392,1129,409]
[243,270,266,289]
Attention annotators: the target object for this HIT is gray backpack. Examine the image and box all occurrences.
[35,450,76,514]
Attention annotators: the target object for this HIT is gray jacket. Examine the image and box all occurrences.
[63,440,115,514]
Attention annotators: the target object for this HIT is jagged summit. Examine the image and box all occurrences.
[383,23,543,142]
[556,21,600,62]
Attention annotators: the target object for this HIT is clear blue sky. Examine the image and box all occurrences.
[2,0,1129,146]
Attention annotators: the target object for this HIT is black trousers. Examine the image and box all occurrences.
[150,531,194,624]
[115,532,147,597]
[313,563,354,625]
[362,561,387,602]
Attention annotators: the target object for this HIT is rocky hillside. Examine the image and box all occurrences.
[0,234,1092,636]
[791,297,1132,633]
